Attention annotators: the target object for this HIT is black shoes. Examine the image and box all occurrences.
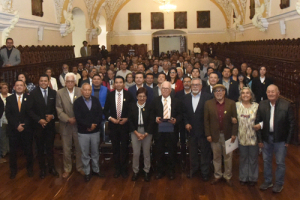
[121,171,129,179]
[84,174,90,182]
[131,173,139,181]
[93,171,105,178]
[10,171,17,179]
[49,167,59,177]
[27,169,34,177]
[114,171,121,178]
[144,172,150,182]
[155,172,164,180]
[168,172,175,180]
[40,170,46,179]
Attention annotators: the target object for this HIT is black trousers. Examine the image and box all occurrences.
[109,124,129,173]
[155,132,178,173]
[179,121,187,161]
[189,134,212,177]
[35,128,55,170]
[9,130,33,173]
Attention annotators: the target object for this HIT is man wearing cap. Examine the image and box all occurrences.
[204,84,238,186]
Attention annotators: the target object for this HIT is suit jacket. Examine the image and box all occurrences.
[219,78,239,102]
[80,46,91,57]
[28,87,57,131]
[128,103,152,134]
[251,77,273,103]
[255,98,295,144]
[204,98,238,143]
[149,96,181,139]
[183,92,212,138]
[175,89,189,102]
[128,84,154,104]
[74,96,102,134]
[5,93,32,133]
[103,89,134,129]
[56,87,82,135]
[202,85,213,97]
[0,97,3,119]
[0,48,21,67]
[153,86,175,99]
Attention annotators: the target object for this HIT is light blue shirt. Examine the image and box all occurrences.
[191,92,201,112]
[83,96,92,110]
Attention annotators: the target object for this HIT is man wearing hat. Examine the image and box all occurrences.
[204,84,238,186]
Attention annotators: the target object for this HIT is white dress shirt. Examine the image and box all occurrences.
[161,96,171,119]
[16,93,23,104]
[260,76,265,83]
[259,102,275,132]
[40,87,48,97]
[191,92,201,112]
[67,87,75,103]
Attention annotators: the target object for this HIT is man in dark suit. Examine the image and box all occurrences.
[153,73,175,98]
[29,75,58,179]
[103,76,134,178]
[145,73,157,88]
[150,81,181,180]
[204,84,238,186]
[5,80,33,179]
[202,72,219,98]
[219,68,239,102]
[128,72,153,104]
[184,78,212,181]
[254,85,294,193]
[251,66,273,103]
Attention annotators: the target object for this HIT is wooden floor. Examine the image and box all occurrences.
[1,144,300,200]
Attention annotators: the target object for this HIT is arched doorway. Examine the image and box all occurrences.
[72,7,86,57]
[98,15,107,48]
[152,30,187,57]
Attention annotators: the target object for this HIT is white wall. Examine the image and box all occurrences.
[98,15,107,47]
[72,7,86,57]
[159,37,180,54]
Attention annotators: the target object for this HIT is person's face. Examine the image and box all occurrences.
[192,69,200,78]
[209,74,219,86]
[238,75,244,82]
[78,63,83,70]
[108,71,114,79]
[209,63,216,69]
[87,60,92,64]
[163,62,168,70]
[83,42,87,47]
[161,82,171,98]
[89,69,96,78]
[65,75,75,90]
[63,65,69,73]
[121,62,127,70]
[158,74,166,84]
[92,76,102,87]
[6,39,13,48]
[137,65,144,72]
[153,65,158,73]
[72,67,78,74]
[46,70,52,78]
[170,70,177,78]
[109,65,115,71]
[146,75,153,85]
[85,64,90,70]
[241,88,251,102]
[186,66,193,73]
[183,78,191,90]
[177,69,183,78]
[203,52,208,57]
[246,67,252,76]
[114,78,124,91]
[179,57,184,62]
[100,66,106,74]
[1,85,8,94]
[194,63,200,69]
[222,69,231,78]
[225,58,231,65]
[18,74,26,83]
[232,68,239,76]
[127,75,133,83]
[267,85,280,102]
[137,92,147,105]
[207,69,214,76]
[214,88,226,101]
[260,67,266,76]
[107,57,111,62]
[15,81,25,94]
[81,84,92,99]
[191,80,202,94]
[39,77,49,89]
[135,74,144,85]
[252,70,259,78]
[97,60,101,65]
[154,60,159,65]
[241,64,247,72]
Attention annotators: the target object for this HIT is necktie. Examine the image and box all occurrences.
[163,98,168,119]
[43,89,47,105]
[18,95,21,112]
[116,93,121,119]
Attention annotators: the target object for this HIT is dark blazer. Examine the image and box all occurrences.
[202,85,213,97]
[218,78,239,102]
[103,89,134,128]
[128,84,154,104]
[175,89,189,102]
[204,98,238,143]
[128,103,152,134]
[5,93,32,133]
[255,98,295,144]
[183,92,212,138]
[28,87,57,131]
[73,96,102,134]
[251,77,273,103]
[153,86,175,98]
[149,96,181,139]
[0,98,3,119]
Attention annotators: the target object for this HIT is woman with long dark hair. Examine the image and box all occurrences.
[167,67,183,93]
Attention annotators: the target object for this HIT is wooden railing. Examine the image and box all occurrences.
[194,39,300,144]
[110,44,148,61]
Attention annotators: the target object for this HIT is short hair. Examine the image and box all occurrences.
[176,67,183,72]
[223,67,231,72]
[72,65,78,69]
[191,78,202,85]
[81,82,91,89]
[238,87,256,103]
[207,67,214,72]
[183,75,192,81]
[92,74,102,80]
[135,72,145,78]
[158,72,167,79]
[0,82,9,88]
[259,66,267,71]
[136,87,148,97]
[6,38,13,43]
[82,41,87,44]
[16,73,29,84]
[15,80,25,86]
[65,72,77,81]
[146,73,153,78]
[62,64,69,69]
[45,67,52,73]
[39,74,49,81]
[114,75,125,83]
[192,68,199,73]
[209,72,219,77]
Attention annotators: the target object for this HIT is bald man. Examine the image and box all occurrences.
[254,84,294,193]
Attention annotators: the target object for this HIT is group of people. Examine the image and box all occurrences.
[0,50,294,194]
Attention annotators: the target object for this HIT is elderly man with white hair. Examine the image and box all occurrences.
[56,72,84,178]
[150,81,181,180]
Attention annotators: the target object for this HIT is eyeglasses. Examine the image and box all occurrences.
[191,84,201,87]
[161,87,170,90]
[66,80,75,83]
[214,89,224,93]
[183,81,191,84]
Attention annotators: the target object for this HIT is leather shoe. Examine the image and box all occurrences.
[211,178,221,185]
[40,170,46,179]
[84,174,90,182]
[121,171,129,179]
[93,171,105,178]
[131,173,139,181]
[226,179,233,187]
[155,172,164,180]
[10,172,17,179]
[144,172,150,182]
[27,169,34,177]
[113,171,120,178]
[49,167,59,177]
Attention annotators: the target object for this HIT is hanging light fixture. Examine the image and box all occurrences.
[154,0,177,13]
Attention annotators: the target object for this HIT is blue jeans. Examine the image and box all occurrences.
[262,135,287,186]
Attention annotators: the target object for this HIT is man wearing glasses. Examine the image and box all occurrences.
[204,84,238,186]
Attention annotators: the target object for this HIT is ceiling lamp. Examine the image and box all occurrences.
[154,0,177,13]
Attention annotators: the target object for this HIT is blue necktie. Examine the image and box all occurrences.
[43,89,47,105]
